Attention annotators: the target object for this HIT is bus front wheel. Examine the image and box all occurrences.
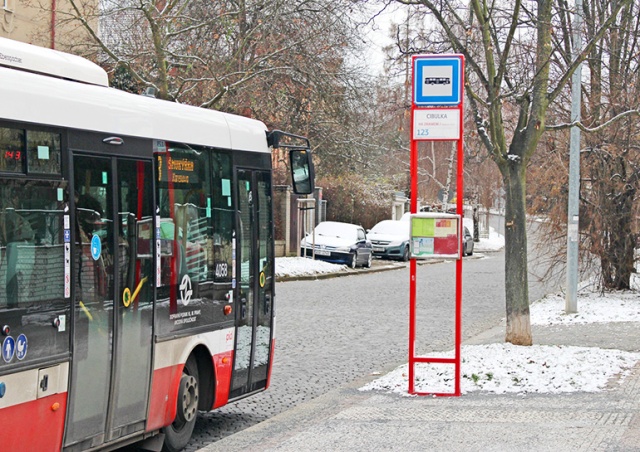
[163,355,199,452]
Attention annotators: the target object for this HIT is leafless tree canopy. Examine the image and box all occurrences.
[53,0,640,332]
[381,0,634,345]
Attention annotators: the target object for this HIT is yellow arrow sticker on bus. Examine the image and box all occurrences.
[131,276,148,303]
[79,301,93,321]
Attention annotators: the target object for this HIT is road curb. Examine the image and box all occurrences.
[275,252,494,283]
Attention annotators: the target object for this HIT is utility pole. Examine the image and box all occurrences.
[566,0,583,313]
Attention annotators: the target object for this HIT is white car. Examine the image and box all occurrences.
[300,221,373,268]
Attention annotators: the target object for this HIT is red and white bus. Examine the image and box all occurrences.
[0,37,314,451]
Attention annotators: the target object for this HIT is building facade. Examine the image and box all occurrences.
[1,0,95,49]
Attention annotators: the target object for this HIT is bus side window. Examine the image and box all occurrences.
[0,186,34,308]
[0,179,69,364]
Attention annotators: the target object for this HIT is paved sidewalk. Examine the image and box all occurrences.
[198,320,640,451]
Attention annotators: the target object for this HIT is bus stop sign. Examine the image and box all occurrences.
[413,56,463,106]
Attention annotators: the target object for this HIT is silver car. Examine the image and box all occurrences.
[367,220,411,261]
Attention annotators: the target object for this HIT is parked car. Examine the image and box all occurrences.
[300,221,373,268]
[367,220,411,261]
[462,226,474,256]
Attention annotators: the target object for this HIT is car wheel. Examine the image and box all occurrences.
[402,246,410,262]
[350,252,357,269]
[365,252,372,268]
[163,355,199,452]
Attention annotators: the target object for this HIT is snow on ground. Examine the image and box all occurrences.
[360,344,640,395]
[275,257,346,278]
[276,226,640,395]
[361,274,640,395]
[531,289,640,325]
[471,225,504,252]
[276,223,504,278]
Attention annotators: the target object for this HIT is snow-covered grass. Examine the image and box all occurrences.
[276,227,640,396]
[531,290,640,325]
[275,256,346,278]
[360,344,640,395]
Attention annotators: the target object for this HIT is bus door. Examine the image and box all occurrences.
[231,169,274,396]
[65,154,154,449]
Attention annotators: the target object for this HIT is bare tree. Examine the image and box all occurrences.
[389,0,633,345]
[55,0,364,110]
[531,0,640,291]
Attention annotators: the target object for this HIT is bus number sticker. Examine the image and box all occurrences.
[15,334,27,361]
[2,336,15,363]
[214,262,228,279]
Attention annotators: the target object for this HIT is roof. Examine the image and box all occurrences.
[0,38,269,153]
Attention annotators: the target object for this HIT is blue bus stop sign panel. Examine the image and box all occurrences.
[413,56,462,106]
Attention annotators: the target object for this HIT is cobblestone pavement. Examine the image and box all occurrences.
[181,248,562,450]
[198,320,640,452]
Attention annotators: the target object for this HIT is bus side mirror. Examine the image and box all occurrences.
[289,149,315,195]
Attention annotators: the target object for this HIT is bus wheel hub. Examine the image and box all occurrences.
[178,374,198,423]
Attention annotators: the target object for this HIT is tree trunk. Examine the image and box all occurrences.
[502,162,532,345]
[601,183,636,290]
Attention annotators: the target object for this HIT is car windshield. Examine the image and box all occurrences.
[313,222,357,240]
[370,220,410,236]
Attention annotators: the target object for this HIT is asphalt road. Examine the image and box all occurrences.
[182,242,561,450]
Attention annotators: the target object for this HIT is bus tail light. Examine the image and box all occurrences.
[223,306,232,316]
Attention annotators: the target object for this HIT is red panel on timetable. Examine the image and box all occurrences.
[434,235,458,255]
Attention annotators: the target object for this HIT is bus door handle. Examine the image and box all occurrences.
[240,297,247,319]
[264,294,271,315]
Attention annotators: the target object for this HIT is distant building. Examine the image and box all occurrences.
[1,0,95,50]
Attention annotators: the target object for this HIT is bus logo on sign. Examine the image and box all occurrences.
[413,56,462,106]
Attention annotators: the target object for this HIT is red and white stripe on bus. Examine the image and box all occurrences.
[0,363,69,451]
[146,328,235,431]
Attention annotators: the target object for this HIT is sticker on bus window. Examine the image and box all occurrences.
[91,234,102,260]
[2,336,15,363]
[37,146,50,160]
[221,179,231,196]
[15,334,27,361]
